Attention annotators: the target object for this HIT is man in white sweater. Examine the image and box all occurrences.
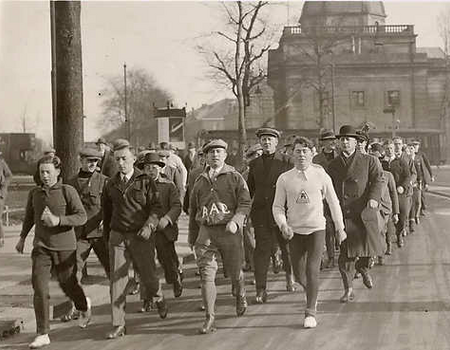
[273,136,346,329]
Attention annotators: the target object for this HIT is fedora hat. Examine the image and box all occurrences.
[319,130,336,141]
[336,125,359,139]
[143,152,166,168]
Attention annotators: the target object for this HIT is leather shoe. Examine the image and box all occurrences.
[255,290,268,304]
[340,290,355,303]
[361,272,373,289]
[385,244,392,256]
[236,295,248,316]
[106,325,126,339]
[397,237,404,248]
[173,280,183,298]
[286,279,296,292]
[199,316,216,334]
[155,298,168,319]
[139,299,153,313]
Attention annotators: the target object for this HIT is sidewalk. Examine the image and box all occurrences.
[0,213,193,336]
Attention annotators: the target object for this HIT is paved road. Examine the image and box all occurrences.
[2,192,450,350]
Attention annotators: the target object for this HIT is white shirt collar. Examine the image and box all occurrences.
[121,168,134,182]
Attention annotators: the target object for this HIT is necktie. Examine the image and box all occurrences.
[122,176,128,185]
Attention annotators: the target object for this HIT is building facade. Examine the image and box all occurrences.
[268,1,450,164]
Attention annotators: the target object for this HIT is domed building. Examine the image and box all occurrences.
[268,1,450,164]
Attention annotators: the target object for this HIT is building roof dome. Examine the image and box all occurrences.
[300,1,386,26]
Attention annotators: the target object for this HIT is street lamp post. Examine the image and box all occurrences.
[330,63,336,133]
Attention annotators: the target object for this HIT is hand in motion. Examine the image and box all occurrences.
[280,223,294,240]
[226,221,238,234]
[397,186,404,195]
[393,214,399,224]
[41,207,60,227]
[336,229,347,245]
[367,199,378,209]
[158,217,170,230]
[15,238,25,254]
[137,225,154,240]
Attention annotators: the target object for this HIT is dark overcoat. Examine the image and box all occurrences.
[154,176,181,241]
[327,151,384,257]
[247,152,293,226]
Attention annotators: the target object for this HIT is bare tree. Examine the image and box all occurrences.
[197,1,271,165]
[289,23,349,129]
[438,5,450,56]
[98,68,172,145]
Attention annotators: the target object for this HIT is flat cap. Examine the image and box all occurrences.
[44,148,56,155]
[79,147,102,159]
[411,139,421,145]
[112,138,131,151]
[256,127,280,139]
[187,141,196,149]
[203,139,228,153]
[96,137,107,145]
[246,143,263,157]
[136,150,151,164]
[144,152,166,168]
[319,130,336,141]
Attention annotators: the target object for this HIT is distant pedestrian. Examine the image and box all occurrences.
[0,152,12,248]
[96,137,118,178]
[15,155,91,349]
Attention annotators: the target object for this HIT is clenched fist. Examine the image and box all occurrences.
[226,221,238,234]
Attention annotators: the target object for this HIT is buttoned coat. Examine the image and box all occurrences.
[247,152,293,227]
[327,151,384,257]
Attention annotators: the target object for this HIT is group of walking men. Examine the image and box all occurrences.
[14,124,434,348]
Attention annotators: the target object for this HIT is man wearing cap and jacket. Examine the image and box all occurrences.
[68,148,110,281]
[188,139,251,334]
[142,152,182,307]
[102,139,166,339]
[313,130,339,268]
[60,148,110,322]
[327,125,384,303]
[247,127,295,304]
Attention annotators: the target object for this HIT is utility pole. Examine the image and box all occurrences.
[124,63,130,143]
[52,1,84,181]
[330,63,336,133]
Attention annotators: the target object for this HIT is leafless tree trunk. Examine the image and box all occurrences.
[198,1,270,167]
[53,1,84,181]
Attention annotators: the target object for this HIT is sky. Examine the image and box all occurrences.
[0,0,448,143]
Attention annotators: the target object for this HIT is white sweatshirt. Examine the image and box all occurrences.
[272,164,345,235]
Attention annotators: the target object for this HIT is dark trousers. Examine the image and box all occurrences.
[325,217,336,260]
[109,230,162,326]
[155,232,180,284]
[397,194,411,236]
[76,237,110,280]
[253,224,292,291]
[290,231,325,317]
[421,190,427,211]
[243,223,255,269]
[338,240,370,290]
[410,187,422,220]
[31,247,88,334]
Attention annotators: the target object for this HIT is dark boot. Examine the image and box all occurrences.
[385,243,392,255]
